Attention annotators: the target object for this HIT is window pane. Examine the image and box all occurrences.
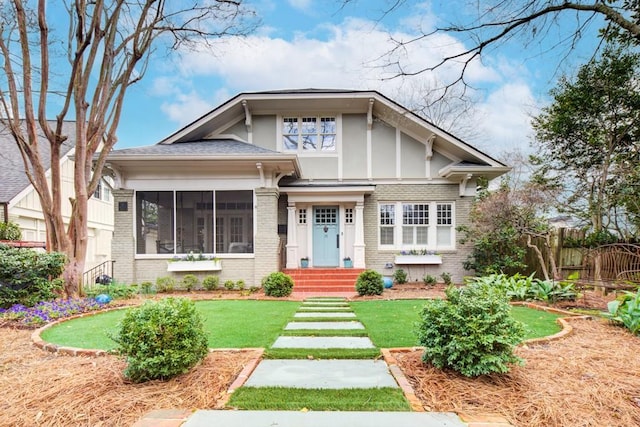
[136,191,174,254]
[380,227,394,245]
[416,227,429,245]
[379,204,395,225]
[176,191,213,254]
[283,117,298,150]
[320,134,335,150]
[320,117,336,133]
[437,226,452,246]
[403,204,428,225]
[402,226,414,245]
[216,190,253,253]
[437,204,452,225]
[302,134,317,150]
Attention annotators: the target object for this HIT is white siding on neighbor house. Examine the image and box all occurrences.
[9,156,114,270]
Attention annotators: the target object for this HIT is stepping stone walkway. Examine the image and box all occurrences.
[159,296,504,427]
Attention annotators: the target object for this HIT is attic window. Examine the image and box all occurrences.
[283,116,336,152]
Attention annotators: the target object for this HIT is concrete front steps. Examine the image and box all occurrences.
[283,268,364,293]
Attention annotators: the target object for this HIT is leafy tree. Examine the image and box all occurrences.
[0,1,256,297]
[531,44,640,239]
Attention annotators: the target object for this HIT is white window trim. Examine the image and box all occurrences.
[378,201,456,250]
[277,113,341,155]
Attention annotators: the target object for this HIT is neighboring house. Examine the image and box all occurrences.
[105,89,509,286]
[0,121,114,270]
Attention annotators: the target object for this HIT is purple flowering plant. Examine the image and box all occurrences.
[0,298,108,327]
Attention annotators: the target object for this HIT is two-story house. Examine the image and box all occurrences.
[105,89,509,289]
[0,121,114,272]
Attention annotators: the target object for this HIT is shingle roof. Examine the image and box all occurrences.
[108,139,286,157]
[0,121,76,203]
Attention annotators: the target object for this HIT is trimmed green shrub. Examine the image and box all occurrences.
[223,280,236,291]
[393,269,407,284]
[0,221,21,241]
[423,274,437,286]
[111,298,209,382]
[182,274,199,292]
[262,272,294,297]
[440,272,452,286]
[156,276,175,293]
[235,279,246,290]
[202,275,219,291]
[140,281,154,294]
[417,282,525,377]
[606,290,640,335]
[355,270,384,296]
[0,244,66,308]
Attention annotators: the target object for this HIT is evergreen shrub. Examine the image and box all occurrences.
[262,272,294,297]
[355,270,384,296]
[112,298,209,382]
[417,281,525,377]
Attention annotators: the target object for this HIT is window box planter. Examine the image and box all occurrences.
[394,255,442,265]
[167,260,222,272]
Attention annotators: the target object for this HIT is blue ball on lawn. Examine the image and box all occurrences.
[95,294,112,304]
[383,277,393,288]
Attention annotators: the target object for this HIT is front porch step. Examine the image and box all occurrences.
[283,268,364,293]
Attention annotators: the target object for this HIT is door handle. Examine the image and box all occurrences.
[336,234,339,248]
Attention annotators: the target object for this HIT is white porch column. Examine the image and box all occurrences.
[354,201,366,268]
[285,202,299,269]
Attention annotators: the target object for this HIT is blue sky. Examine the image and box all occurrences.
[115,0,603,157]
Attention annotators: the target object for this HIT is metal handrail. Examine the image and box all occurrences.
[83,260,116,288]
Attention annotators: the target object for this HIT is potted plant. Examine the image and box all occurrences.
[394,249,442,265]
[167,251,221,272]
[343,257,353,268]
[300,256,309,268]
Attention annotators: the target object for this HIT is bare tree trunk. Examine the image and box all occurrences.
[527,235,550,281]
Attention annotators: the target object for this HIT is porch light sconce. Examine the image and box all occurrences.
[384,262,394,269]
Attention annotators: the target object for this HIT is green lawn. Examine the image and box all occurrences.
[228,387,411,411]
[41,300,300,350]
[40,299,562,351]
[351,299,563,347]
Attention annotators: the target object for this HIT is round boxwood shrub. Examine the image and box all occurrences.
[112,298,209,383]
[262,272,294,297]
[355,270,384,296]
[202,275,219,291]
[416,281,525,377]
[182,274,199,292]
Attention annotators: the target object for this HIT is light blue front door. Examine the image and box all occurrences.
[312,206,339,267]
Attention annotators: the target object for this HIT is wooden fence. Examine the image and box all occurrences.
[522,229,640,288]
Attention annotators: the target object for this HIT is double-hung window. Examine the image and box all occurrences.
[282,116,336,152]
[378,202,455,250]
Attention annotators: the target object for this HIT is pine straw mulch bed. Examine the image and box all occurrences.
[0,287,636,426]
[0,327,258,427]
[396,318,640,427]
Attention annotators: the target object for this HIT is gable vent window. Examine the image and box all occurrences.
[283,116,336,152]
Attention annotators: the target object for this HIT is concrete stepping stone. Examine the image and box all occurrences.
[271,336,374,349]
[183,410,467,427]
[294,312,356,318]
[244,360,396,389]
[298,306,352,311]
[284,321,365,330]
[302,301,350,306]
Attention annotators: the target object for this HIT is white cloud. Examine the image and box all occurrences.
[287,0,312,12]
[474,82,539,155]
[152,15,537,155]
